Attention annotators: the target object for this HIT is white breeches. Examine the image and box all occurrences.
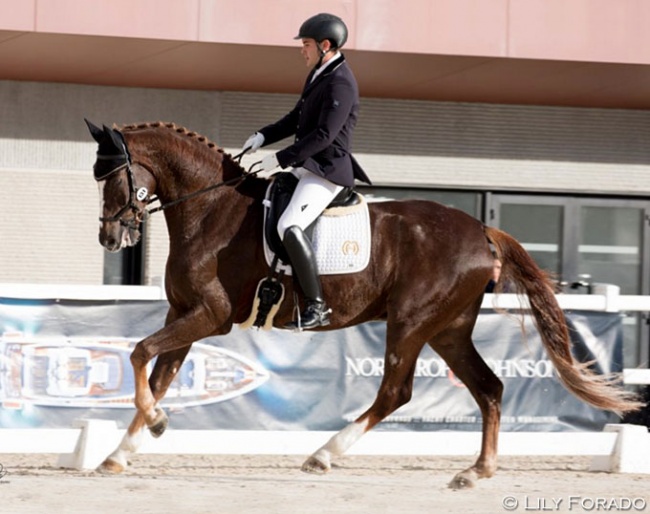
[276,167,343,240]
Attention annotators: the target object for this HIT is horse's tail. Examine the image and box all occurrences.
[485,225,643,415]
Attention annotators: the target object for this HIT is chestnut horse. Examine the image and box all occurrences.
[85,120,641,489]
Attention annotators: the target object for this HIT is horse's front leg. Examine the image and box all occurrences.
[131,344,167,435]
[130,309,217,434]
[98,346,192,473]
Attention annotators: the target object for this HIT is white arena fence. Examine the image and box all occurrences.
[0,283,648,473]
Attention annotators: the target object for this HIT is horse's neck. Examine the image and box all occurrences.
[127,129,258,242]
[150,147,255,242]
[151,147,225,201]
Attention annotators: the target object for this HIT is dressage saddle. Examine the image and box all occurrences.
[264,172,360,265]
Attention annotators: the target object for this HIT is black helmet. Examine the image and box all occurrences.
[294,13,348,49]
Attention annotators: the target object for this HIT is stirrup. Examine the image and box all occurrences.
[285,301,332,331]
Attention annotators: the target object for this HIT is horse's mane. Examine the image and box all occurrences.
[118,121,247,174]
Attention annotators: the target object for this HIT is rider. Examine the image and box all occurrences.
[242,12,371,330]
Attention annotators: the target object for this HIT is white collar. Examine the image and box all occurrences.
[311,51,342,82]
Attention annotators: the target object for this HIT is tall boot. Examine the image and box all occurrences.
[282,225,331,330]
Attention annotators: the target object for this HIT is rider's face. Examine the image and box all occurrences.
[300,38,320,68]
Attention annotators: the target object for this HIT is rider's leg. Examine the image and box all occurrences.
[283,225,330,329]
[277,168,342,330]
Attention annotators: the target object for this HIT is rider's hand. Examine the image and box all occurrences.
[242,132,265,154]
[256,153,279,179]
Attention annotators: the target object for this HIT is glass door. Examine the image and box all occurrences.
[489,194,650,368]
[577,202,649,368]
[578,205,644,295]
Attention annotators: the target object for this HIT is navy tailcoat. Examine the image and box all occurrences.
[259,54,371,187]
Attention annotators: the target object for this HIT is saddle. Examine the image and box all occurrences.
[263,172,361,264]
[240,173,368,331]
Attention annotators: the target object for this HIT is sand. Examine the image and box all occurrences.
[0,453,647,514]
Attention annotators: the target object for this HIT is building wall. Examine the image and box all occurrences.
[223,92,650,194]
[0,81,220,285]
[4,0,650,65]
[1,80,649,285]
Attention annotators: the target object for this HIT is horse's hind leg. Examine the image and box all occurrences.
[302,324,424,474]
[97,345,192,473]
[430,324,503,489]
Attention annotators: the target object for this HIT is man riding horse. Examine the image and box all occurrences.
[85,11,642,488]
[242,13,371,330]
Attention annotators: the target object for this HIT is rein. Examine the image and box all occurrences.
[146,150,260,215]
[99,147,264,224]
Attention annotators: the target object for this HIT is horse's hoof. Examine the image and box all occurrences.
[148,407,168,438]
[448,470,477,490]
[97,458,126,474]
[301,455,331,474]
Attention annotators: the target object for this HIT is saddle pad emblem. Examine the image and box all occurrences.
[342,241,360,255]
[263,196,372,276]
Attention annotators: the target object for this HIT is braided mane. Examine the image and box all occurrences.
[118,121,246,173]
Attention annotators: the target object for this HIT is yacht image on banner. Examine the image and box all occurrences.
[0,332,269,410]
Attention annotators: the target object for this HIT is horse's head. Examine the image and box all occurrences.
[85,119,154,252]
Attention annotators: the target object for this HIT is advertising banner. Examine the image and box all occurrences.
[0,299,621,431]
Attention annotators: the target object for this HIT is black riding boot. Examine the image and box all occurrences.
[282,225,331,330]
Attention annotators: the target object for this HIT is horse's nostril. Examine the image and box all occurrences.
[101,233,119,251]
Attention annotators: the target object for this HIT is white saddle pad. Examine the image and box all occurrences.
[263,193,371,276]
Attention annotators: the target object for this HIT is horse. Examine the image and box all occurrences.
[85,119,642,489]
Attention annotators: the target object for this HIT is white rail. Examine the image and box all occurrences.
[0,426,621,457]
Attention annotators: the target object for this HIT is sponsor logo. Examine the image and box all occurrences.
[346,357,555,384]
[0,334,269,410]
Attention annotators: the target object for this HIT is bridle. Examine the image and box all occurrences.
[96,137,262,228]
[94,129,153,230]
[96,161,148,230]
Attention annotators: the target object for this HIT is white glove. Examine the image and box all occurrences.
[256,153,280,178]
[242,132,265,154]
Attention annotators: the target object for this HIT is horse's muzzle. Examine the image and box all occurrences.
[99,224,141,252]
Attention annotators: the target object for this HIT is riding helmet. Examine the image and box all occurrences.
[294,13,348,49]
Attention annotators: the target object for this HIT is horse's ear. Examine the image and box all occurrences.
[85,118,104,143]
[103,125,132,162]
[103,125,123,151]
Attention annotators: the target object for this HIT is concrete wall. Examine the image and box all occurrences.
[1,80,649,284]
